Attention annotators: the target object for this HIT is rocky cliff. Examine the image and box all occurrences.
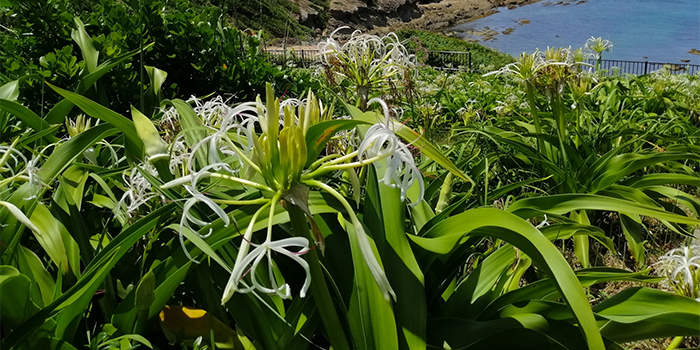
[290,0,541,35]
[319,0,423,31]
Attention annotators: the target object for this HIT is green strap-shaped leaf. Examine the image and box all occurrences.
[47,83,143,157]
[623,173,700,188]
[593,287,700,343]
[1,204,174,349]
[408,208,605,349]
[480,268,662,320]
[15,246,56,308]
[0,265,40,328]
[364,166,426,350]
[305,119,368,166]
[588,152,700,192]
[0,80,20,101]
[0,99,58,142]
[71,17,99,73]
[29,204,70,275]
[0,124,118,258]
[507,194,700,225]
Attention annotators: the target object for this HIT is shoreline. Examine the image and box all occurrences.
[272,0,543,48]
[368,0,543,35]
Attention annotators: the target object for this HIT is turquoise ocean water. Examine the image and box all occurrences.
[450,0,700,64]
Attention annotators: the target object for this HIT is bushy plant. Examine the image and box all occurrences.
[1,0,283,115]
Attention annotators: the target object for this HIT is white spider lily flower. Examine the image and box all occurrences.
[0,146,43,197]
[180,184,230,235]
[167,137,191,174]
[584,37,613,60]
[317,26,346,65]
[358,98,424,204]
[535,215,550,229]
[223,236,311,301]
[21,154,43,200]
[382,143,424,203]
[187,102,260,173]
[114,166,162,221]
[655,244,700,299]
[484,50,567,83]
[0,145,28,176]
[191,95,234,127]
[165,164,232,263]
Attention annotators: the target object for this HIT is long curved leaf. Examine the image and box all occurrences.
[593,287,700,343]
[47,84,143,157]
[507,194,699,225]
[0,99,58,142]
[408,208,605,349]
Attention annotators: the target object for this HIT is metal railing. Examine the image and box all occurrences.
[425,51,472,71]
[263,49,700,76]
[585,59,700,76]
[263,49,318,68]
[262,49,476,71]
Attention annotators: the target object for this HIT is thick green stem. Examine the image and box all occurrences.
[286,203,351,350]
[551,91,570,170]
[666,336,684,350]
[575,107,581,147]
[525,81,544,152]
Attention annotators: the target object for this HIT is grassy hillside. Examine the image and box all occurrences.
[192,0,329,37]
[397,29,515,70]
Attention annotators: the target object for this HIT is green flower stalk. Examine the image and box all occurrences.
[484,51,555,150]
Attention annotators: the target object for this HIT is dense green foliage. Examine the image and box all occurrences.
[0,0,286,115]
[1,6,699,350]
[192,0,330,37]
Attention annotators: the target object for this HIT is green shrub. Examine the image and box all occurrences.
[1,0,284,114]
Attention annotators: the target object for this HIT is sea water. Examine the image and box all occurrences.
[450,0,700,64]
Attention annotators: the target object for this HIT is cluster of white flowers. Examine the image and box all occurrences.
[0,145,44,200]
[119,86,425,304]
[584,37,613,61]
[655,244,700,300]
[318,27,416,74]
[358,98,424,204]
[114,163,162,222]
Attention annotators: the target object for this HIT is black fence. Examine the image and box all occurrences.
[584,59,700,76]
[425,51,472,71]
[263,49,318,68]
[262,49,477,71]
[263,49,700,76]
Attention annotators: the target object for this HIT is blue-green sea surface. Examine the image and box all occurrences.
[450,0,700,64]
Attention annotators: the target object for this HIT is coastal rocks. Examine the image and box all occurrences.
[328,0,422,30]
[293,0,324,28]
[321,0,541,33]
